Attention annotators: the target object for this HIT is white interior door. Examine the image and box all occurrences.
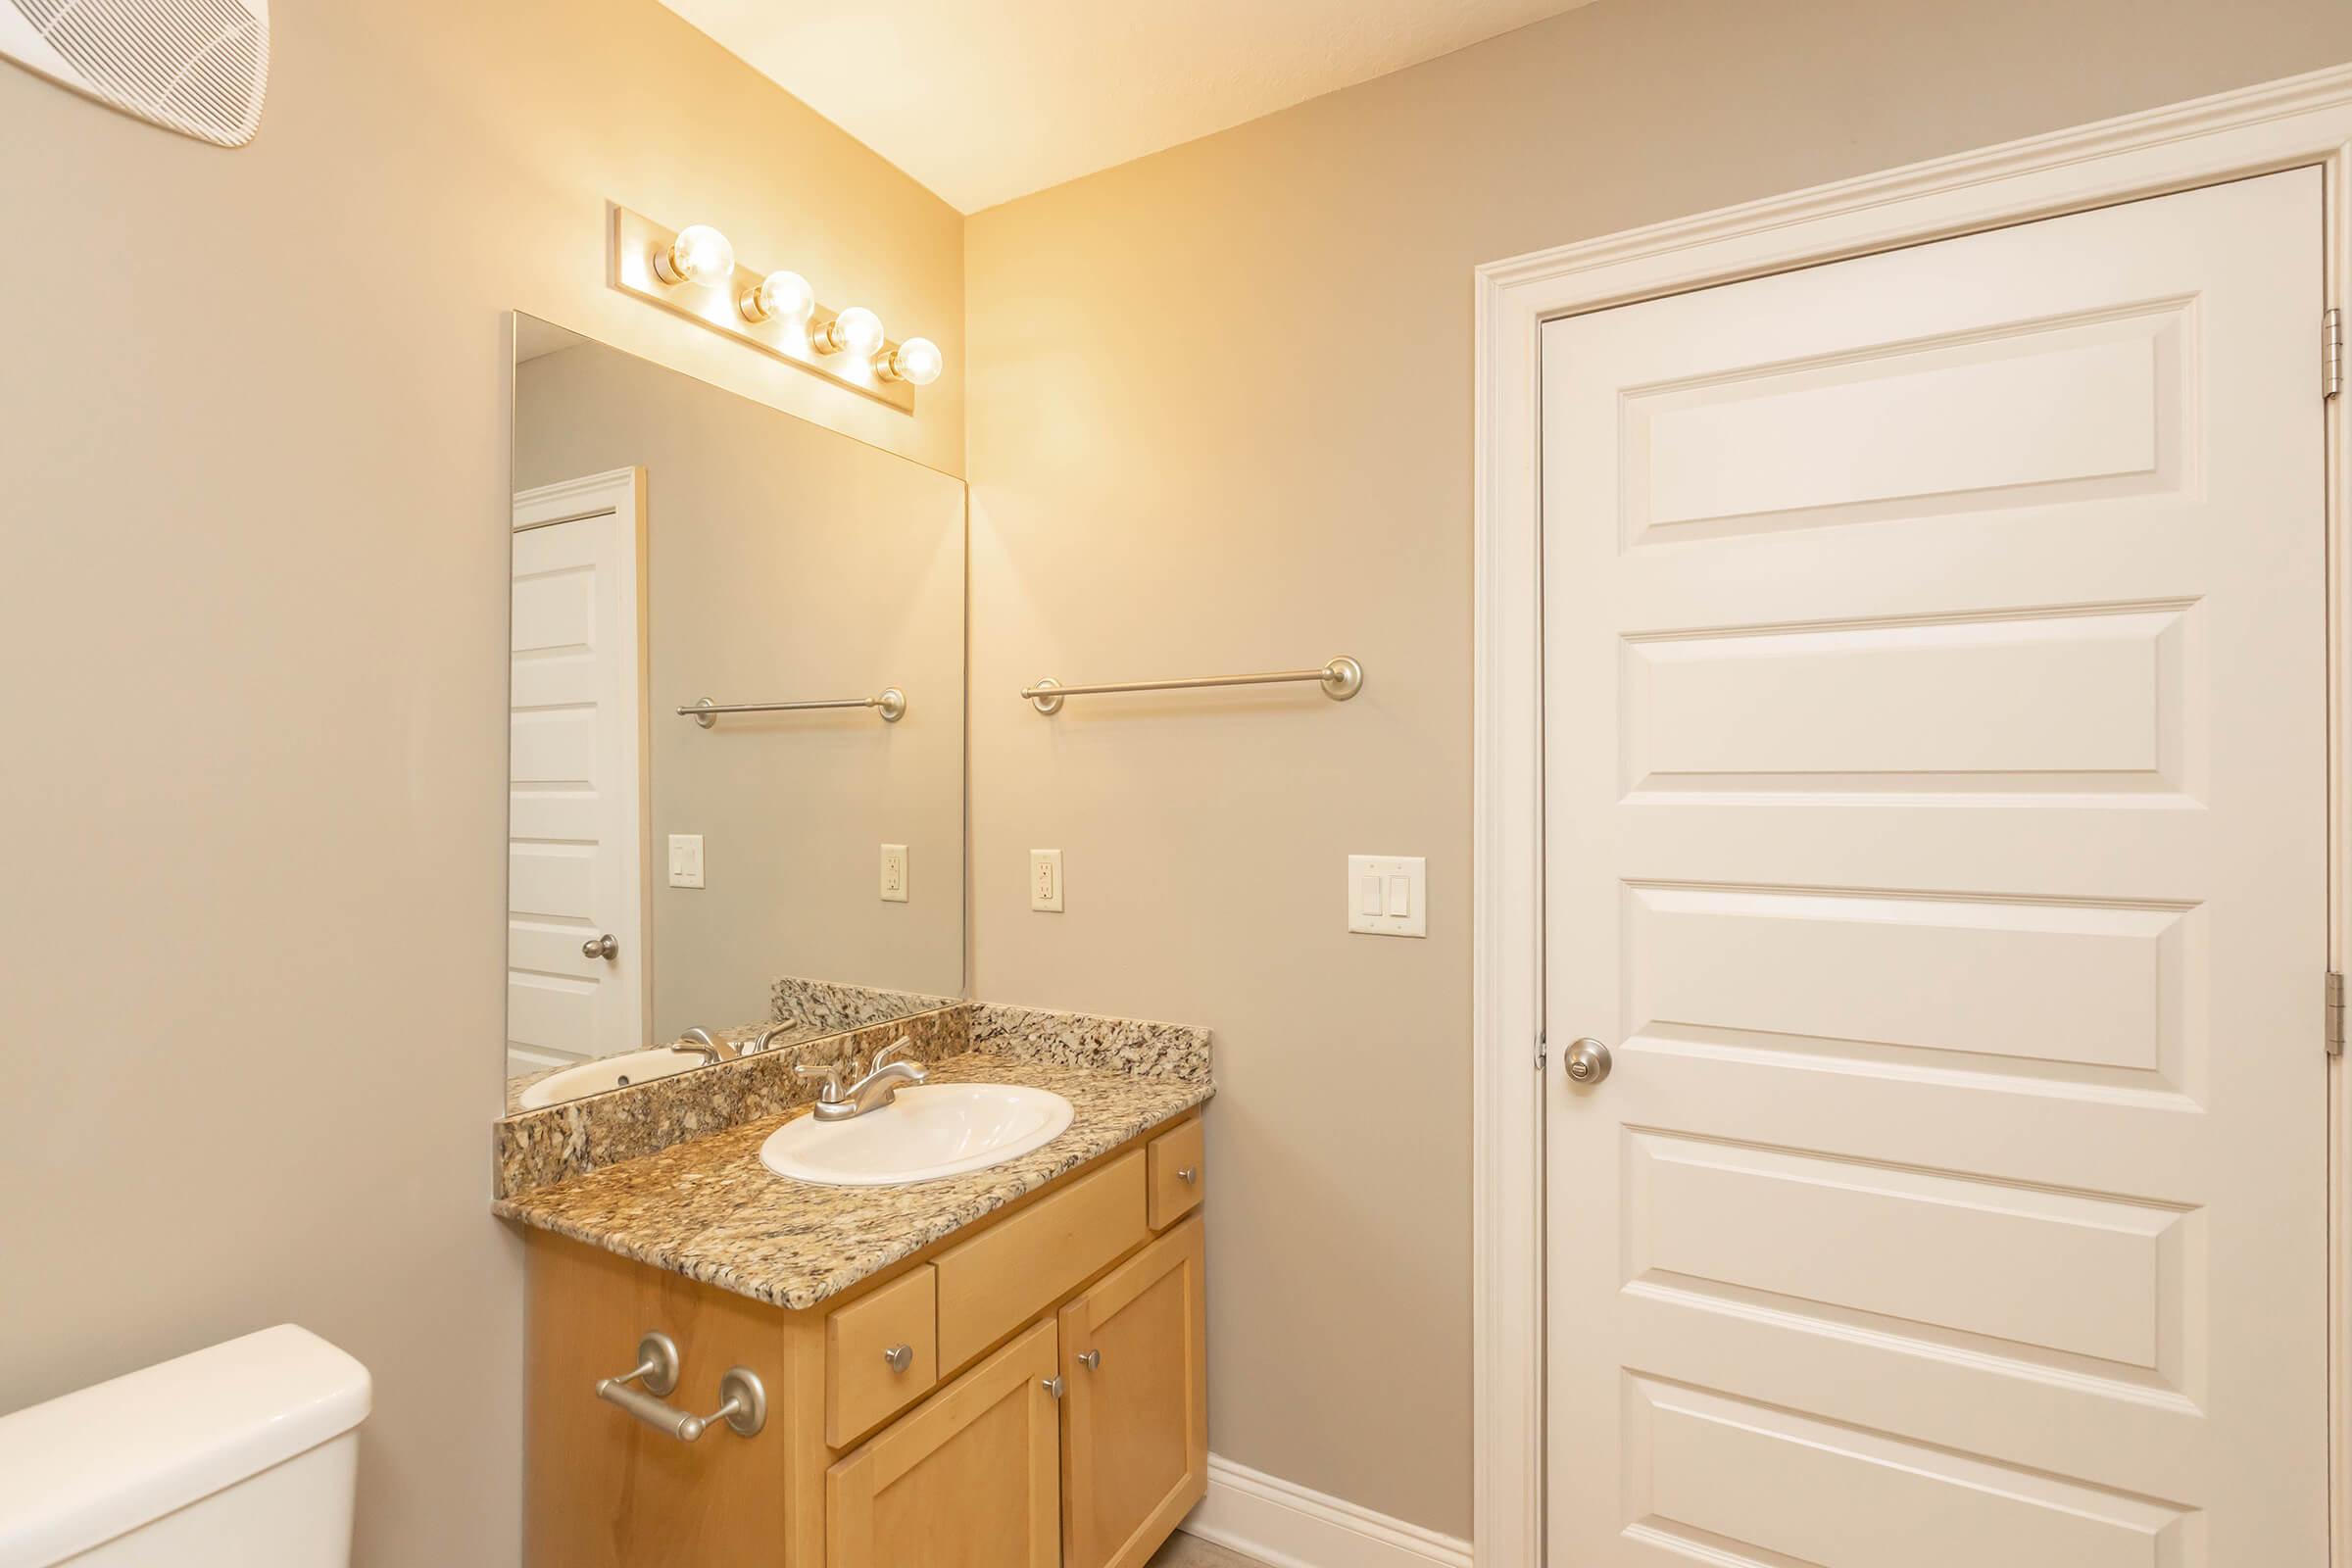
[509,469,648,1078]
[1542,171,2328,1564]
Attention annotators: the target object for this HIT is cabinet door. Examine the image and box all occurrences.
[826,1318,1061,1568]
[1057,1215,1208,1568]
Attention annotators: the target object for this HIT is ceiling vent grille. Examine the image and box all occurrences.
[2,0,268,147]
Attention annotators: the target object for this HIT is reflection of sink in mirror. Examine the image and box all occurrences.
[760,1084,1073,1186]
[514,1048,706,1110]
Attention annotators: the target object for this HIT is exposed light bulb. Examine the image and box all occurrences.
[654,224,735,288]
[741,269,814,325]
[878,336,944,386]
[811,306,884,358]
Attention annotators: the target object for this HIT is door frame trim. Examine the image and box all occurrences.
[1471,62,2352,1565]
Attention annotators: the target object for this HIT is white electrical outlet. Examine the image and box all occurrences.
[1030,849,1065,912]
[1348,855,1425,937]
[880,844,908,903]
[668,834,705,889]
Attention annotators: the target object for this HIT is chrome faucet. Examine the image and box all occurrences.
[668,1027,727,1066]
[794,1038,927,1122]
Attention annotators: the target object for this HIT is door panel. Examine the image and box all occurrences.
[1059,1216,1208,1568]
[1543,170,2328,1565]
[508,473,647,1076]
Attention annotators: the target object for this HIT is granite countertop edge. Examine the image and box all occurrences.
[492,1052,1212,1312]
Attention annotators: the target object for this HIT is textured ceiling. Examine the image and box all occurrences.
[658,0,1598,213]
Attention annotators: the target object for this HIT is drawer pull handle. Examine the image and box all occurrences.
[595,1334,768,1443]
[1177,1167,1198,1185]
[882,1344,914,1373]
[1077,1348,1102,1371]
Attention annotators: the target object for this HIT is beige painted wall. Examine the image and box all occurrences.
[515,339,966,1045]
[964,0,2352,1537]
[0,2,959,1562]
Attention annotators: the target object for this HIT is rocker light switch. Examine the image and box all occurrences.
[1348,856,1425,938]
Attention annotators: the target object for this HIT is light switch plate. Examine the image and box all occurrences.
[880,844,908,902]
[1030,849,1065,912]
[668,834,705,890]
[1348,855,1425,937]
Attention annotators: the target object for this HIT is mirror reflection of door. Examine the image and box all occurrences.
[507,469,650,1080]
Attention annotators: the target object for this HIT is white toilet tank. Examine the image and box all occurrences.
[0,1325,370,1568]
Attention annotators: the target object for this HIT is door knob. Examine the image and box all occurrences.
[1563,1037,1612,1086]
[582,933,618,960]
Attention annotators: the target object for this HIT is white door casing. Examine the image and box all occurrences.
[508,468,650,1077]
[1540,170,2326,1564]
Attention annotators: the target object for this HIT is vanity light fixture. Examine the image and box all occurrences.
[652,223,736,288]
[811,306,885,358]
[610,205,941,414]
[877,337,944,386]
[741,269,815,326]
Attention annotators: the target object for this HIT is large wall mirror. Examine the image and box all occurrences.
[504,314,965,1113]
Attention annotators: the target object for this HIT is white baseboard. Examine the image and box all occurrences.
[1180,1454,1473,1568]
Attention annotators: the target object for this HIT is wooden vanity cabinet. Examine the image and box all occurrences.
[827,1321,1063,1568]
[520,1110,1206,1568]
[1056,1217,1208,1568]
[523,1232,791,1567]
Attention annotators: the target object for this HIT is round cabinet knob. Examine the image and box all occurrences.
[1077,1349,1102,1371]
[1176,1167,1198,1185]
[582,933,618,960]
[882,1345,913,1373]
[1563,1037,1613,1086]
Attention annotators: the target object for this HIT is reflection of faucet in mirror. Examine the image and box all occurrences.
[741,1020,801,1056]
[668,1027,726,1066]
[794,1038,927,1121]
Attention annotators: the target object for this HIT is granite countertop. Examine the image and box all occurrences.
[492,1050,1211,1311]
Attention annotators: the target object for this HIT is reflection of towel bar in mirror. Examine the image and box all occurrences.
[1021,657,1361,715]
[679,689,906,727]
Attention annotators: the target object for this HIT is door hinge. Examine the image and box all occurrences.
[1535,1028,1547,1074]
[2326,308,2343,401]
[2328,971,2344,1056]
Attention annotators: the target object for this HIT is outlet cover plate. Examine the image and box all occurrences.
[668,834,706,890]
[1030,849,1064,912]
[880,844,908,903]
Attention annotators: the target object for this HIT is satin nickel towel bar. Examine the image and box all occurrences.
[1023,657,1361,715]
[680,688,906,726]
[595,1332,767,1441]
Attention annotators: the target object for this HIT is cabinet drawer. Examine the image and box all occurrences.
[827,1265,939,1446]
[934,1151,1147,1372]
[1145,1119,1204,1230]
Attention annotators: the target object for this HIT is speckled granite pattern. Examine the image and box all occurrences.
[493,1004,970,1200]
[505,1020,788,1115]
[970,1002,1210,1083]
[771,975,962,1034]
[493,1052,1211,1310]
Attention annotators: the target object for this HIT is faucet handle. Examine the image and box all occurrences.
[873,1037,916,1069]
[794,1059,852,1102]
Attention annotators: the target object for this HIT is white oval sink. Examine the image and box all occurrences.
[760,1083,1074,1186]
[516,1047,706,1110]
